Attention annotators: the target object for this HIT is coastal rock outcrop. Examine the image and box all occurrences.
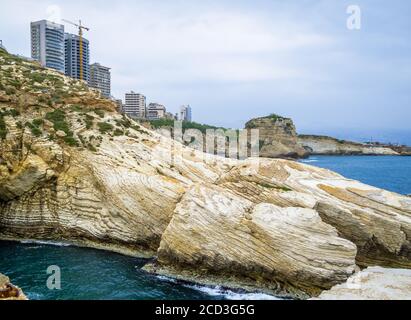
[155,183,357,298]
[1,49,411,298]
[245,115,309,159]
[0,273,27,300]
[313,267,411,300]
[298,135,399,155]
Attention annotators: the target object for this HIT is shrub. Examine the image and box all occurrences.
[29,72,47,83]
[115,117,132,128]
[97,122,113,134]
[32,118,43,127]
[46,110,66,123]
[45,109,74,139]
[25,121,42,137]
[94,109,105,118]
[8,79,22,89]
[0,115,7,139]
[113,128,124,136]
[9,108,20,117]
[64,136,79,147]
[5,87,16,95]
[84,114,94,129]
[70,105,89,113]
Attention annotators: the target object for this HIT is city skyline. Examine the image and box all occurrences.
[1,0,410,144]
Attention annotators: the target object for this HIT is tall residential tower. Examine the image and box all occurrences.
[179,105,192,122]
[64,33,90,82]
[30,20,65,72]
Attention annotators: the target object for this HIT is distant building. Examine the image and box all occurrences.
[64,33,90,82]
[90,63,111,98]
[124,91,146,118]
[115,99,123,112]
[30,20,65,72]
[179,105,192,122]
[165,112,176,120]
[0,40,6,52]
[147,103,166,120]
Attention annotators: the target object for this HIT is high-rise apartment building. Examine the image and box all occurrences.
[147,103,166,120]
[30,20,65,72]
[124,91,146,118]
[64,33,90,82]
[179,105,192,122]
[90,63,111,98]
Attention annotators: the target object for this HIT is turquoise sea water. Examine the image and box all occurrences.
[300,155,411,195]
[1,156,410,300]
[0,241,278,300]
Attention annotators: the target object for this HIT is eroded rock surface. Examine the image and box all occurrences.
[245,115,308,159]
[313,267,411,300]
[1,49,411,297]
[0,273,27,300]
[157,184,357,297]
[298,135,399,155]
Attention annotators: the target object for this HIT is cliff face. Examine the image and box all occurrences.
[1,49,411,298]
[245,115,309,159]
[298,135,400,155]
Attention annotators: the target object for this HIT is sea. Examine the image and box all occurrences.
[300,155,411,195]
[0,155,410,300]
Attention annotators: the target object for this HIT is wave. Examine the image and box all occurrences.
[27,292,45,300]
[155,275,178,283]
[300,159,318,163]
[20,240,71,247]
[184,284,282,300]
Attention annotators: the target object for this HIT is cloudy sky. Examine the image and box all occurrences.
[1,0,410,143]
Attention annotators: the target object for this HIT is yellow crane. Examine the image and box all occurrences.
[62,19,90,81]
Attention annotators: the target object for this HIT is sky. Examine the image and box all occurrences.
[0,0,410,144]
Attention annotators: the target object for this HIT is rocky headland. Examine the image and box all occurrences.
[245,115,309,159]
[298,134,409,156]
[1,49,411,299]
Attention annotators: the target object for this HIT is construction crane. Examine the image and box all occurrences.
[62,19,90,81]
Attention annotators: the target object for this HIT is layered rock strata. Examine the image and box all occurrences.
[1,49,411,298]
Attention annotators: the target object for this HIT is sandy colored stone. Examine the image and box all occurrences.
[298,135,399,155]
[1,50,411,298]
[157,183,357,297]
[55,130,67,138]
[313,267,411,300]
[245,116,308,159]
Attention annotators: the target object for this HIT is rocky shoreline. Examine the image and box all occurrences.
[298,134,411,156]
[1,49,411,300]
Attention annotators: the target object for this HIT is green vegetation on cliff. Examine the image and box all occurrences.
[148,119,228,134]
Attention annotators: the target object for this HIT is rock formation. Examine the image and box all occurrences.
[313,267,411,300]
[245,115,309,159]
[1,48,411,299]
[0,273,27,300]
[298,135,401,156]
